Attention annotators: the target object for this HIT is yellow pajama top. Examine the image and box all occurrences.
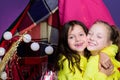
[58,55,87,80]
[83,44,120,80]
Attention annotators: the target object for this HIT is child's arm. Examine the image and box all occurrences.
[99,54,114,76]
[99,44,118,69]
[99,53,112,69]
[99,44,118,75]
[93,55,114,80]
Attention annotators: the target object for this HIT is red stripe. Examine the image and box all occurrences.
[11,3,31,34]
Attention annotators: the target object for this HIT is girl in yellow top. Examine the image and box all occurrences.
[55,20,113,80]
[56,20,90,80]
[84,20,120,80]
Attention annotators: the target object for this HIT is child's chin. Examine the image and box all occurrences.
[87,47,95,51]
[77,49,84,52]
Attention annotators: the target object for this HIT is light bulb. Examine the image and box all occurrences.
[45,45,54,55]
[30,42,40,51]
[3,31,12,40]
[23,34,31,43]
[0,47,5,56]
[1,71,7,80]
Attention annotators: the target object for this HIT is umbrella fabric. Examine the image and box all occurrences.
[58,0,115,29]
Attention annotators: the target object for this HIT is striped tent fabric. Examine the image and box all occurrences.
[0,0,58,79]
[18,0,58,34]
[0,0,29,39]
[0,0,58,47]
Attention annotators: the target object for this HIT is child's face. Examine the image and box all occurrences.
[68,25,87,53]
[87,23,112,53]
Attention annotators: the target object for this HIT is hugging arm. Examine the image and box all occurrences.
[99,52,114,76]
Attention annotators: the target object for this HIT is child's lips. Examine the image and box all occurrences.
[88,42,96,46]
[75,43,83,48]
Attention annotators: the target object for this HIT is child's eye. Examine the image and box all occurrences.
[88,32,92,35]
[97,35,102,39]
[79,33,84,36]
[68,36,74,39]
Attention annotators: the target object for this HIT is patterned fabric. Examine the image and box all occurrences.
[0,1,58,79]
[18,0,58,33]
[25,21,59,45]
[0,0,58,47]
[40,70,57,80]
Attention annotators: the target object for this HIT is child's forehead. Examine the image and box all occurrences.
[68,25,84,32]
[69,25,80,29]
[90,23,111,34]
[91,23,109,30]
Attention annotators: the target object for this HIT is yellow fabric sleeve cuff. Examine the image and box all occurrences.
[101,44,118,57]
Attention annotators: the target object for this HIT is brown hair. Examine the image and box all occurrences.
[55,20,90,73]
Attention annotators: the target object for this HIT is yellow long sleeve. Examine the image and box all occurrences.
[58,55,87,80]
[101,44,118,57]
[83,44,120,80]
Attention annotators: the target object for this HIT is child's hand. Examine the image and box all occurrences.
[99,53,111,69]
[99,62,114,76]
[99,53,114,76]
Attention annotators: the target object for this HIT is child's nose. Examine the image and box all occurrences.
[75,37,80,42]
[89,35,95,41]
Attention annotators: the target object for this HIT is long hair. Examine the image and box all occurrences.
[55,20,90,73]
[110,26,120,61]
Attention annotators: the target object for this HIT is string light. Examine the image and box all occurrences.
[23,34,32,43]
[3,31,12,40]
[0,71,7,80]
[30,42,40,51]
[45,45,54,55]
[0,47,5,56]
[0,30,57,79]
[2,31,56,55]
